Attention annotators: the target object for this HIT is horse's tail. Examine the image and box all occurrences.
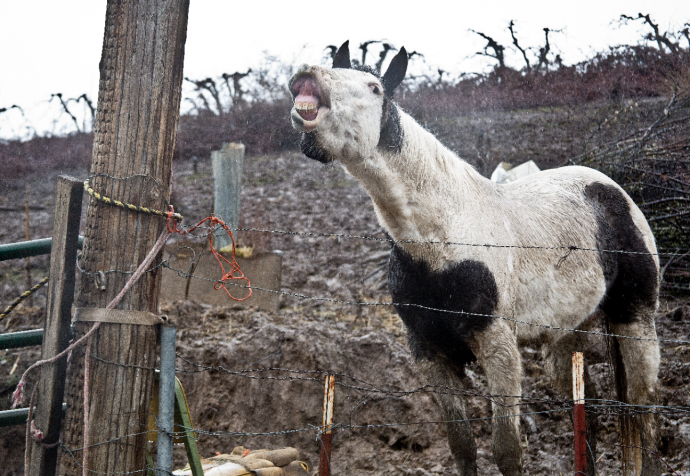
[604,315,641,474]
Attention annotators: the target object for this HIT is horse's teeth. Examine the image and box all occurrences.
[295,102,318,113]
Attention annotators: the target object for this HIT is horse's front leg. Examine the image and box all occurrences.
[471,321,524,476]
[417,357,477,476]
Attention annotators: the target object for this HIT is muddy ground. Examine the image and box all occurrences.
[1,100,689,475]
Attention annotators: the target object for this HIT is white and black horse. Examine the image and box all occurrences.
[289,41,661,476]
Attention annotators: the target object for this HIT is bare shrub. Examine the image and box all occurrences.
[175,56,300,160]
[573,84,690,295]
[400,45,689,121]
[0,132,92,183]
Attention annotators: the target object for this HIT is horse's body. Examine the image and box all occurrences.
[288,41,661,475]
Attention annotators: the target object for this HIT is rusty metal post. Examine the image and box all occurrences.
[25,184,33,306]
[319,375,335,476]
[572,352,587,475]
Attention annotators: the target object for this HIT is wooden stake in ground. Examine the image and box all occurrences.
[319,375,335,476]
[29,176,83,476]
[572,351,587,475]
[58,1,189,475]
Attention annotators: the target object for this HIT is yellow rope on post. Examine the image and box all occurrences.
[0,276,49,322]
[83,179,184,222]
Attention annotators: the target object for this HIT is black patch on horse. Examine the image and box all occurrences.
[388,245,499,368]
[379,98,404,152]
[351,65,404,152]
[584,182,658,323]
[300,131,330,164]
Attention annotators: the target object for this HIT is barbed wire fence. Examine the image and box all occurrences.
[67,196,690,473]
[43,351,689,475]
[3,171,689,475]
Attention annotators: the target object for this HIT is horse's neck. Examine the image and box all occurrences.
[343,111,492,247]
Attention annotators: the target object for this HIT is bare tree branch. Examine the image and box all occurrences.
[195,91,212,113]
[66,94,95,128]
[535,28,561,72]
[0,104,24,115]
[508,20,531,73]
[50,93,80,132]
[221,70,252,109]
[77,94,96,121]
[184,77,224,115]
[470,30,506,69]
[324,45,338,63]
[620,13,679,53]
[680,24,690,49]
[374,43,397,74]
[184,97,200,114]
[359,40,381,65]
[406,50,425,62]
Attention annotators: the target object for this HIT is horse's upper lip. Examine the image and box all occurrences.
[289,68,331,109]
[289,67,331,132]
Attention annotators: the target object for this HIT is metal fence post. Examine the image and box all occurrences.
[157,324,177,475]
[211,142,245,250]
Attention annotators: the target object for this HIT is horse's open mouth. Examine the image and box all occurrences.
[290,72,330,132]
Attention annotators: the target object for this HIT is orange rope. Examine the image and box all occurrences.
[167,206,251,301]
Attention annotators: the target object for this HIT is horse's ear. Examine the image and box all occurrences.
[382,46,407,96]
[333,40,352,69]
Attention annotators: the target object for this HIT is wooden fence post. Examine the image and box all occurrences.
[57,1,189,475]
[29,176,83,476]
[212,142,245,250]
[319,375,335,476]
[572,351,587,475]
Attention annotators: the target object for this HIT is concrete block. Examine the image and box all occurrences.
[161,242,282,312]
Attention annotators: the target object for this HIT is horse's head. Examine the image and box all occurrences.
[288,40,408,164]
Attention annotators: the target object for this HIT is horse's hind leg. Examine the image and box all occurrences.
[417,358,477,476]
[543,332,600,475]
[610,318,661,475]
[472,322,523,476]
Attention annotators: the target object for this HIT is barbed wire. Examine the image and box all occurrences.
[71,218,690,272]
[233,226,690,257]
[79,351,690,417]
[21,340,689,475]
[162,263,690,345]
[6,174,688,474]
[172,355,690,416]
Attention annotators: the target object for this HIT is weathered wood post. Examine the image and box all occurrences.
[212,142,245,250]
[29,176,83,476]
[58,1,189,475]
[319,375,335,476]
[572,351,587,475]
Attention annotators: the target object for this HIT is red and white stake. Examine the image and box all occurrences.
[572,351,587,475]
[319,375,335,476]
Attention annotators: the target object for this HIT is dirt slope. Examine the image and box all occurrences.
[1,100,689,474]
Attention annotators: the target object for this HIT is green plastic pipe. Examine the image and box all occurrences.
[0,329,44,349]
[0,327,75,350]
[0,404,66,428]
[0,236,84,261]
